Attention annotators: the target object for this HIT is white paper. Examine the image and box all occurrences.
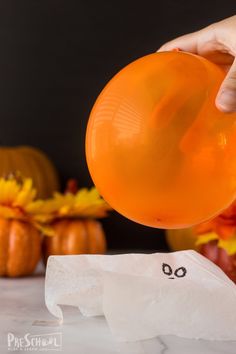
[45,251,236,341]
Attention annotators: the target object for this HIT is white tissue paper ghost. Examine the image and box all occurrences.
[45,250,236,341]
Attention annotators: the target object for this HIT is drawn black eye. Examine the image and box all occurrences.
[174,267,187,278]
[162,263,172,276]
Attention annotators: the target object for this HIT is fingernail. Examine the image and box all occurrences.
[172,48,181,52]
[217,90,236,113]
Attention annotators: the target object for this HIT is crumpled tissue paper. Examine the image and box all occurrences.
[45,250,236,341]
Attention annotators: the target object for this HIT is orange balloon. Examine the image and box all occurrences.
[86,51,236,229]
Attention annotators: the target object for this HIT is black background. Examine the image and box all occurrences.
[0,0,235,250]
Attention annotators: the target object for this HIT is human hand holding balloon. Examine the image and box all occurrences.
[158,15,236,113]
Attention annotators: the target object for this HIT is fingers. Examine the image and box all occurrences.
[216,59,236,113]
[157,32,199,53]
[157,25,215,54]
[158,17,236,113]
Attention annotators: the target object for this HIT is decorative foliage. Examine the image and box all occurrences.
[0,175,50,233]
[0,175,111,236]
[195,202,236,255]
[39,187,112,223]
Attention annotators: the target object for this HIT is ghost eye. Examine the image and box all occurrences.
[162,263,172,276]
[174,267,187,278]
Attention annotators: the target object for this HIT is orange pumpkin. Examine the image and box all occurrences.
[166,228,197,251]
[0,218,41,277]
[0,146,60,198]
[42,219,106,264]
[200,240,236,283]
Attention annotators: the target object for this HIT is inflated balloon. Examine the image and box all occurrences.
[86,51,236,229]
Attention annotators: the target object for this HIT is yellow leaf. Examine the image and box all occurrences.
[195,232,219,246]
[13,179,36,207]
[40,187,112,220]
[218,237,236,255]
[33,222,55,237]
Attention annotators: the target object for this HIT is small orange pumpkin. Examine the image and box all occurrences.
[166,228,197,251]
[0,218,41,277]
[42,219,106,265]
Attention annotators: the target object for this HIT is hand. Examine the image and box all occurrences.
[158,16,236,113]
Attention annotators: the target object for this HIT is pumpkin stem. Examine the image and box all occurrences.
[65,179,78,194]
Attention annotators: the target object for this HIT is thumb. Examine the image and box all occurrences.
[216,59,236,113]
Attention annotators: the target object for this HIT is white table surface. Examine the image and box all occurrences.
[0,263,236,354]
